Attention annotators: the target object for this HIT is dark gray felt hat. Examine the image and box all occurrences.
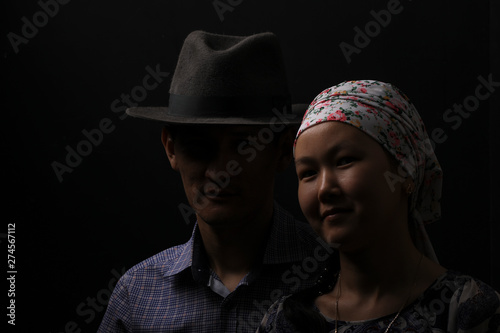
[126,30,307,125]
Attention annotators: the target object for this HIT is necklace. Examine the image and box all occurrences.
[334,253,424,333]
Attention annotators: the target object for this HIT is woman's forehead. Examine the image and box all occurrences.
[295,122,386,158]
[297,122,375,145]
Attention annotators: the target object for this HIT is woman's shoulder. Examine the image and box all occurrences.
[256,295,296,333]
[421,270,500,331]
[428,270,499,297]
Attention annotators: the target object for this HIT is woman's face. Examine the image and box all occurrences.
[294,121,409,252]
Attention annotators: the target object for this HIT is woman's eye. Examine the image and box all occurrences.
[299,170,317,179]
[337,156,356,166]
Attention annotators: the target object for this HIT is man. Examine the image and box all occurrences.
[98,30,333,332]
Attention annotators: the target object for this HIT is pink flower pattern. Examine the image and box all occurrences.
[295,80,443,226]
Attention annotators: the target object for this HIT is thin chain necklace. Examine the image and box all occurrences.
[334,253,424,333]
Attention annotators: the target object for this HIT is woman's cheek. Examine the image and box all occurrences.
[340,167,374,199]
[298,183,318,222]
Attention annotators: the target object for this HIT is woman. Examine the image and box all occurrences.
[257,80,500,332]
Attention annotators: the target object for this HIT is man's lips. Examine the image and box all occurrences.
[201,184,237,198]
[204,191,236,198]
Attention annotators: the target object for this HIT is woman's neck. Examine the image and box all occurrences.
[317,237,446,322]
[337,243,424,299]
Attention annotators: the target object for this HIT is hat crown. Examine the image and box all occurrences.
[170,30,289,97]
[126,30,307,125]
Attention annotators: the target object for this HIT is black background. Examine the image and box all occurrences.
[2,0,499,331]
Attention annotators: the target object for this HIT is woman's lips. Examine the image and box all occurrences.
[321,208,353,223]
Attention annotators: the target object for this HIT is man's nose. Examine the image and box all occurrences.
[204,147,234,182]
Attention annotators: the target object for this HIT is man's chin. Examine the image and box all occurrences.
[195,208,245,228]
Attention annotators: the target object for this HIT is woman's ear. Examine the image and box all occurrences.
[403,178,415,197]
[161,126,179,171]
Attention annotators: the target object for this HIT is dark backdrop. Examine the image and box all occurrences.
[2,0,499,331]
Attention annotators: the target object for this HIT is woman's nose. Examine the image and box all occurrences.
[317,169,341,202]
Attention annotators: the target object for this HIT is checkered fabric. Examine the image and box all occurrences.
[98,203,330,332]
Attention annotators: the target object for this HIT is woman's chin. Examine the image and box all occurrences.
[320,226,349,247]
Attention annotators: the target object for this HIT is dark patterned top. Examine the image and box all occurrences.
[258,271,500,332]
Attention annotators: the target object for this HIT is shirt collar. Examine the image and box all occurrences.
[261,202,312,265]
[163,201,311,277]
[162,226,199,277]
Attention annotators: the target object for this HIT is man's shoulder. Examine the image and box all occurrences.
[275,204,320,244]
[121,240,192,282]
[293,218,318,239]
[264,203,329,265]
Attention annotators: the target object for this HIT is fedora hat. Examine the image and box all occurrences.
[126,30,307,125]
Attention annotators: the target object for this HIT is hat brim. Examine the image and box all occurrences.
[125,104,308,125]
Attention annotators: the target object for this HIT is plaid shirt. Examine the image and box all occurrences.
[98,203,331,333]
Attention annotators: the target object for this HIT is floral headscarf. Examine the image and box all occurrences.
[295,80,443,262]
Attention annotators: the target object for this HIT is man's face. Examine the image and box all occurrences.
[162,125,292,229]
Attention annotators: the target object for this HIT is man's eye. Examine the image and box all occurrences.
[234,139,250,149]
[180,136,204,145]
[182,140,207,151]
[180,140,215,158]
